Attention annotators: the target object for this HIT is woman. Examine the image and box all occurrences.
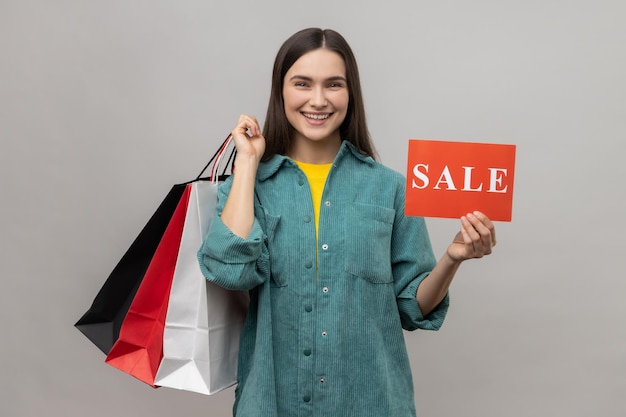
[198,28,495,417]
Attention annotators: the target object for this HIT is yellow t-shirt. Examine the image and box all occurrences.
[294,160,332,240]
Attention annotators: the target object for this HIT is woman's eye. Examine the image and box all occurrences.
[295,82,308,87]
[328,82,343,88]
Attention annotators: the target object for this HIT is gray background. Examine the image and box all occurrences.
[2,0,624,416]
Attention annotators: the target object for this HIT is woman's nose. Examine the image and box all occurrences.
[309,87,328,107]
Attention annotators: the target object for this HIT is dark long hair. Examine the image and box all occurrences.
[261,28,376,161]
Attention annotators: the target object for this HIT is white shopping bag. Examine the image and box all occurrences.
[155,180,249,395]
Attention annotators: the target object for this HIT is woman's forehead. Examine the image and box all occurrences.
[286,49,346,79]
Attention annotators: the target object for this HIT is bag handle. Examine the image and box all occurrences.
[195,134,236,182]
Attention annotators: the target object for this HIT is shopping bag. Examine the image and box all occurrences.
[77,134,242,391]
[75,136,233,355]
[104,186,191,386]
[74,185,187,354]
[154,179,249,395]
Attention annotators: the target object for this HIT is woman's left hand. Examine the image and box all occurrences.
[447,211,496,262]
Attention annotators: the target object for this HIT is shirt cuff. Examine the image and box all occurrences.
[397,273,450,331]
[200,214,264,264]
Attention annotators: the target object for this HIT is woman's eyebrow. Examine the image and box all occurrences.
[288,75,347,82]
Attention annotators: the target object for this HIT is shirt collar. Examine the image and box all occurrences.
[257,140,375,182]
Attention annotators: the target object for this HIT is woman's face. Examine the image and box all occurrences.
[283,48,349,148]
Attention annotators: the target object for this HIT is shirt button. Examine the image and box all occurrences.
[305,304,313,312]
[303,395,311,403]
[321,331,327,337]
[321,243,328,251]
[303,348,312,356]
[305,261,313,269]
[298,179,305,186]
[320,378,325,383]
[322,287,329,293]
[324,200,331,207]
[303,215,311,223]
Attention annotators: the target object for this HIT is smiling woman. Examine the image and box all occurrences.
[261,28,375,163]
[283,48,349,163]
[197,27,497,417]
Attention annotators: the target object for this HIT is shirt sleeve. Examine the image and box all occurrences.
[197,179,270,291]
[391,177,450,331]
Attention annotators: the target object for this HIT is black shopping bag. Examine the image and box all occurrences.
[75,185,187,354]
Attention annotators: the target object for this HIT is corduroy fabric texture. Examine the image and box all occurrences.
[198,141,449,417]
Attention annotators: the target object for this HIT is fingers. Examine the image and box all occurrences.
[229,114,266,162]
[233,114,261,139]
[473,211,496,247]
[460,211,496,257]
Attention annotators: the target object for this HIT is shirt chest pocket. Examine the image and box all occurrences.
[344,203,395,283]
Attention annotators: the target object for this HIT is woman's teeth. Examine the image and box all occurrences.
[303,113,330,120]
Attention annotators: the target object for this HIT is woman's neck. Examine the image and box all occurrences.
[287,135,342,164]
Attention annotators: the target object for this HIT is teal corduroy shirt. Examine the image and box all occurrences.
[198,141,450,417]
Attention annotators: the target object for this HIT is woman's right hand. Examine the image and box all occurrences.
[220,115,265,238]
[231,114,266,163]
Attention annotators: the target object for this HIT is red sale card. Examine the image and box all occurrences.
[405,139,516,221]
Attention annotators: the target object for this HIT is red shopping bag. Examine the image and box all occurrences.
[104,186,191,386]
